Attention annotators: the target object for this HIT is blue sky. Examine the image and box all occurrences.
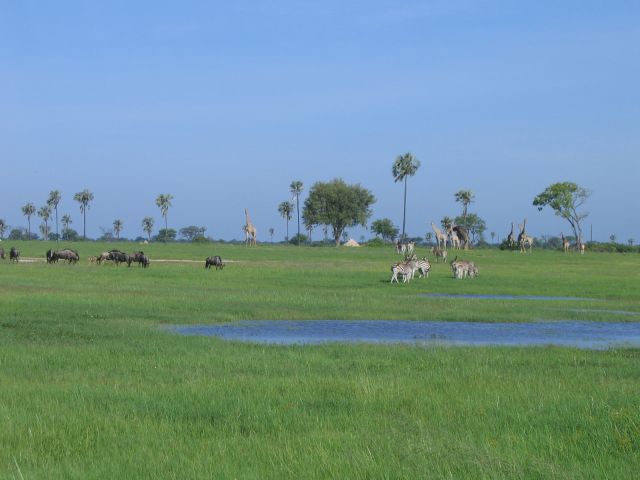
[1,1,638,242]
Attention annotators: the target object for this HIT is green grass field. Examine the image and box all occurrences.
[1,242,639,478]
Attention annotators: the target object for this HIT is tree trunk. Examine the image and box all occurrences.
[285,219,289,241]
[55,207,59,242]
[334,227,342,246]
[27,218,31,240]
[402,176,407,239]
[83,208,86,240]
[296,196,300,244]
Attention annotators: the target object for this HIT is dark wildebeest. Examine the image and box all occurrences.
[51,249,80,264]
[9,247,20,262]
[127,251,147,267]
[108,250,128,266]
[46,249,57,263]
[205,256,224,270]
[0,247,5,260]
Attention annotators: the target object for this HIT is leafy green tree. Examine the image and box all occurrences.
[155,193,174,233]
[21,202,36,240]
[370,218,399,241]
[142,217,155,241]
[0,218,6,240]
[440,216,453,231]
[278,201,294,241]
[155,228,177,242]
[61,214,72,240]
[302,178,376,246]
[290,181,304,242]
[73,189,94,240]
[179,226,206,241]
[533,182,590,245]
[609,234,617,243]
[454,190,475,229]
[47,190,62,242]
[455,213,486,244]
[392,152,420,239]
[37,205,52,241]
[113,219,124,240]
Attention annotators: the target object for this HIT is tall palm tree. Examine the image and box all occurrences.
[392,152,420,239]
[142,217,155,242]
[21,202,36,240]
[73,189,94,240]
[268,227,275,243]
[47,190,62,241]
[278,201,294,241]
[289,181,304,243]
[0,218,6,240]
[454,189,475,229]
[113,219,124,240]
[155,193,174,234]
[37,205,52,241]
[61,214,72,240]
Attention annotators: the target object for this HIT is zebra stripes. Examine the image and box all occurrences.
[390,256,430,283]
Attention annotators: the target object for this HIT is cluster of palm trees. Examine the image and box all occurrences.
[12,190,174,242]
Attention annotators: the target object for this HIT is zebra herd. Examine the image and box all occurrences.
[390,245,478,284]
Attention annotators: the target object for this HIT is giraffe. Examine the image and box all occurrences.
[518,218,534,254]
[244,209,257,246]
[447,225,461,250]
[561,233,570,253]
[431,222,448,250]
[506,222,516,249]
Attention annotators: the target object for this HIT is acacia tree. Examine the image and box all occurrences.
[155,193,174,233]
[454,190,475,229]
[21,202,36,240]
[392,152,420,239]
[47,190,62,241]
[61,214,72,240]
[278,201,294,241]
[37,205,52,241]
[142,217,155,241]
[0,219,6,240]
[533,182,590,245]
[290,181,304,242]
[302,178,376,246]
[113,219,124,240]
[73,189,94,240]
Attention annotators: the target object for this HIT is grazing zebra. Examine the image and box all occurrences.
[390,262,414,283]
[451,257,478,279]
[430,246,448,263]
[414,257,431,278]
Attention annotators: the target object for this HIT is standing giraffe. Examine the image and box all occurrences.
[518,218,534,254]
[447,226,461,250]
[506,222,516,249]
[244,209,257,246]
[561,233,570,253]
[431,222,448,250]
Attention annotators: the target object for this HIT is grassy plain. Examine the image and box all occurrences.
[1,241,639,478]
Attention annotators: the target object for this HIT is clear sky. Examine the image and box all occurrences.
[1,1,638,242]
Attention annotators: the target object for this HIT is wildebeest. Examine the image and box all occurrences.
[127,251,148,267]
[0,247,4,260]
[49,249,80,264]
[9,247,20,262]
[205,256,224,270]
[108,250,128,266]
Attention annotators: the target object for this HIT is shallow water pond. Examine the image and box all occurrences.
[174,320,640,349]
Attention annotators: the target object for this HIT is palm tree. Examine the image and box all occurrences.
[490,231,496,244]
[73,189,94,240]
[392,152,421,239]
[454,190,475,229]
[268,227,275,243]
[142,217,155,242]
[113,219,124,240]
[37,205,52,241]
[290,181,304,243]
[61,214,72,240]
[21,202,36,239]
[278,201,294,241]
[47,190,62,242]
[155,193,174,234]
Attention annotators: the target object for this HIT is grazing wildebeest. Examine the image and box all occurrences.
[205,256,224,270]
[50,249,80,264]
[10,247,20,262]
[108,250,128,266]
[96,251,112,264]
[0,247,5,260]
[127,251,146,267]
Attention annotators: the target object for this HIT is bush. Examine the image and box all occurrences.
[365,237,388,247]
[289,234,308,245]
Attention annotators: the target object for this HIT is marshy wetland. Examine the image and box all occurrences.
[1,241,639,478]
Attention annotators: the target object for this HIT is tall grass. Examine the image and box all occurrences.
[1,243,639,478]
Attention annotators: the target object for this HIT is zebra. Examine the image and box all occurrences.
[414,257,431,278]
[390,262,413,283]
[451,258,478,279]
